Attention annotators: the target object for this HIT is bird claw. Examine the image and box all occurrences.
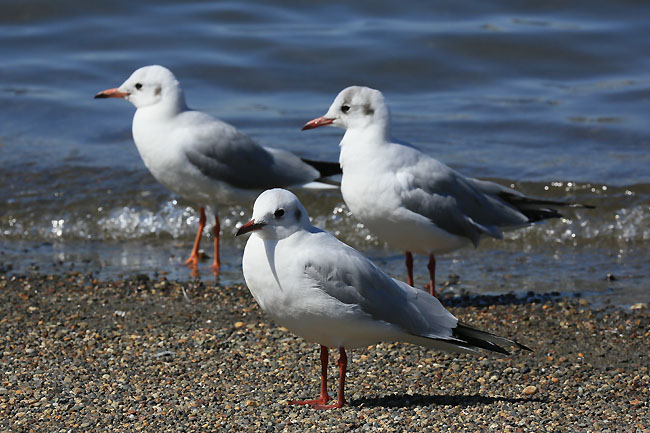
[310,402,344,410]
[289,396,346,409]
[288,396,332,407]
[184,255,199,268]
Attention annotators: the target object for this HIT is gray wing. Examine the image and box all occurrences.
[302,234,457,339]
[399,155,528,245]
[180,111,319,190]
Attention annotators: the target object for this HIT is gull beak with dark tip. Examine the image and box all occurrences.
[94,88,130,99]
[302,116,334,131]
[236,220,267,236]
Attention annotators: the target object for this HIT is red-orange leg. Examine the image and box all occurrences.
[427,254,436,297]
[210,214,221,276]
[289,345,331,406]
[405,251,414,287]
[329,347,347,409]
[184,207,206,269]
[299,347,348,410]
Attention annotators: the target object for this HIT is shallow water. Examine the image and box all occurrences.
[1,0,648,305]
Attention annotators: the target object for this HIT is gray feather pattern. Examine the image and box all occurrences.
[180,111,319,190]
[302,238,457,340]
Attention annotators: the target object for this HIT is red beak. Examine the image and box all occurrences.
[94,88,130,99]
[235,219,267,236]
[302,116,334,131]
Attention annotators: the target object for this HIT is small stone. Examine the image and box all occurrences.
[630,303,647,310]
[523,385,537,395]
[234,321,245,329]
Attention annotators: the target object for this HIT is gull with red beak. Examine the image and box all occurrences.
[303,86,592,296]
[236,188,530,409]
[94,65,339,275]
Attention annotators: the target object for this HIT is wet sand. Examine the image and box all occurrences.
[0,270,647,432]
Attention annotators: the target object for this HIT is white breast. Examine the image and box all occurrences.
[340,142,470,255]
[242,233,403,348]
[131,110,254,206]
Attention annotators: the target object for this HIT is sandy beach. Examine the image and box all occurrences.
[1,269,647,432]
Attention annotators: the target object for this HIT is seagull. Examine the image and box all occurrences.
[236,188,530,409]
[95,65,340,275]
[302,86,592,296]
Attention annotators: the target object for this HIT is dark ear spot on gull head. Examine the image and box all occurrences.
[363,103,374,115]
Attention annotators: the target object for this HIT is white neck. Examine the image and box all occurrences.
[140,88,188,120]
[339,124,391,170]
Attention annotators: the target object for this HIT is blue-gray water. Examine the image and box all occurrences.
[1,0,648,306]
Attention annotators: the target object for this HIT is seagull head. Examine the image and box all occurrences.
[94,65,186,111]
[302,86,390,134]
[236,189,312,240]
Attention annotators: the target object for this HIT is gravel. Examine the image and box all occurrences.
[0,271,647,432]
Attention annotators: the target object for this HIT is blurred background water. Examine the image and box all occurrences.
[1,0,648,306]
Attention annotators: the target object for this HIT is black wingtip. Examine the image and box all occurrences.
[301,158,342,178]
[452,323,531,354]
[498,191,596,213]
[515,341,533,352]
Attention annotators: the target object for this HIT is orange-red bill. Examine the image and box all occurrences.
[94,88,129,99]
[302,116,334,131]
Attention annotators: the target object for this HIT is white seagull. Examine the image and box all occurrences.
[95,65,339,275]
[303,86,592,295]
[236,188,530,409]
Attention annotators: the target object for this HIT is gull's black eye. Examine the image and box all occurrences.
[135,83,143,90]
[274,208,285,219]
[341,104,350,114]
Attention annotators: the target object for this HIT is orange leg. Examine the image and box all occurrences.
[184,207,206,269]
[210,214,221,276]
[405,251,414,287]
[290,346,347,410]
[315,348,347,409]
[289,345,332,406]
[328,347,347,409]
[427,254,436,297]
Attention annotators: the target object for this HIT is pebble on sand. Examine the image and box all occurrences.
[523,385,538,395]
[0,271,647,432]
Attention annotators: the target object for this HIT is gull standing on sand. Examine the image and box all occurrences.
[95,65,339,275]
[303,86,592,295]
[236,188,530,409]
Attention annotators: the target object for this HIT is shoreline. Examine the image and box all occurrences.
[1,271,648,431]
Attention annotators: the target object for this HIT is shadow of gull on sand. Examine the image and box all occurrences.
[351,393,547,408]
